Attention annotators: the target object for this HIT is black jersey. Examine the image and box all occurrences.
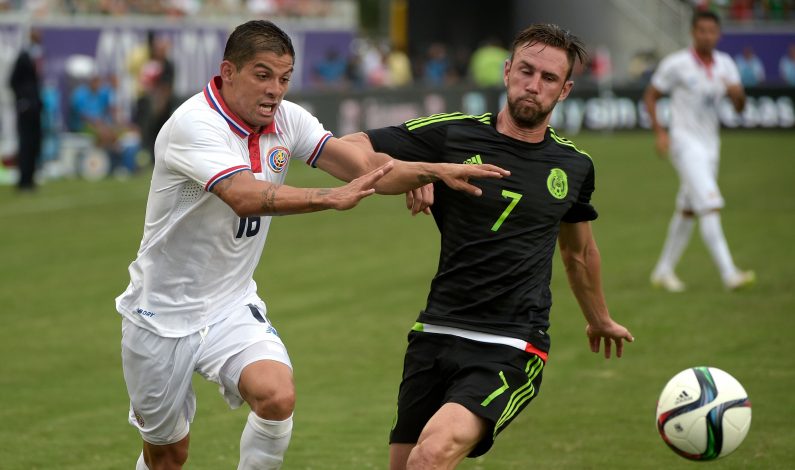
[366,112,597,353]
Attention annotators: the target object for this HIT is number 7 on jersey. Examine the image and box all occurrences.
[491,190,522,232]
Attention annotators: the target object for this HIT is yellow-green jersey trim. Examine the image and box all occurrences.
[549,127,591,160]
[405,112,492,131]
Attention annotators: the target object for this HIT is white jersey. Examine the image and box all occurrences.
[651,47,741,149]
[116,76,333,337]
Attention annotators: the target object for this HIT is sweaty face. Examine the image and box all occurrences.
[692,19,720,55]
[220,51,294,130]
[504,42,572,129]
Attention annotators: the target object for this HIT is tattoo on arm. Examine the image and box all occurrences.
[305,188,331,211]
[260,185,280,213]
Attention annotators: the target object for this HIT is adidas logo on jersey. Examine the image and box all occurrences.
[463,154,483,165]
[674,389,693,405]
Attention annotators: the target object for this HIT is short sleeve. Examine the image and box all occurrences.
[276,101,333,167]
[163,112,250,192]
[365,123,447,163]
[562,163,598,223]
[650,55,679,94]
[721,55,742,86]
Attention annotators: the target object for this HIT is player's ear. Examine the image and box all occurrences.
[503,58,511,86]
[220,60,236,82]
[558,80,574,101]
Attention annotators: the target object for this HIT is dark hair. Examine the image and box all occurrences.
[510,24,587,80]
[223,20,295,69]
[692,10,721,28]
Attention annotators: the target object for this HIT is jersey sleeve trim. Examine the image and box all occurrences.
[549,127,592,159]
[404,112,492,131]
[306,132,333,168]
[205,165,250,191]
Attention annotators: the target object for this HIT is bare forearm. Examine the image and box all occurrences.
[374,160,441,194]
[562,243,611,328]
[212,175,334,217]
[643,88,663,133]
[726,84,746,113]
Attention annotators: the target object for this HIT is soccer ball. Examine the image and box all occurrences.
[655,367,752,461]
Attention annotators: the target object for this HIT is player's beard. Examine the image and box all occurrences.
[507,94,555,129]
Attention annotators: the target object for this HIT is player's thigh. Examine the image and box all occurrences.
[121,318,199,445]
[671,143,723,213]
[391,332,450,445]
[445,340,545,457]
[197,300,293,410]
[418,402,488,450]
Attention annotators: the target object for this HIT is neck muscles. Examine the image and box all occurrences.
[497,110,547,143]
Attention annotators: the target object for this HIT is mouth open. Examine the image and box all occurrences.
[260,103,277,115]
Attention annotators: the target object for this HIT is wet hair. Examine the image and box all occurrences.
[510,24,587,80]
[692,10,721,28]
[223,20,295,69]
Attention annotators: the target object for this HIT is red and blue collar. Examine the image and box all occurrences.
[203,76,278,138]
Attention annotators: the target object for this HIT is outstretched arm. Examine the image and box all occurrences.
[211,162,392,218]
[318,132,509,196]
[558,221,634,358]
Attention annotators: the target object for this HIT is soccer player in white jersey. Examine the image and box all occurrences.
[116,20,508,470]
[644,10,754,292]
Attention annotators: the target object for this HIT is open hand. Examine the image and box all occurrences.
[328,161,394,210]
[438,163,510,196]
[586,319,634,359]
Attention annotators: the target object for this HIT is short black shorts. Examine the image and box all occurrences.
[390,330,545,457]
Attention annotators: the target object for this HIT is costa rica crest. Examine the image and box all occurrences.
[267,146,290,173]
[547,168,568,199]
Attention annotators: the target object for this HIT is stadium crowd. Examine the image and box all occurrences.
[690,0,795,20]
[0,0,336,17]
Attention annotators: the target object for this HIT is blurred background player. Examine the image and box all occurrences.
[644,10,754,292]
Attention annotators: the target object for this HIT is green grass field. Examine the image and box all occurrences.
[1,130,793,469]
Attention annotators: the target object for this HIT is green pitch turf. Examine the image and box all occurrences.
[0,130,793,469]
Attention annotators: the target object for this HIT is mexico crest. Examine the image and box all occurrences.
[267,146,290,173]
[547,168,568,199]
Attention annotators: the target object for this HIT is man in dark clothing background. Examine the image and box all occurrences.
[9,29,43,191]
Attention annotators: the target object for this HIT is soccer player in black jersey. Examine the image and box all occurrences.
[343,24,635,469]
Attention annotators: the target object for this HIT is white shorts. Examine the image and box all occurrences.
[670,138,724,214]
[120,299,291,445]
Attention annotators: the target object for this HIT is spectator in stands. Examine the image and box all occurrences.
[312,48,348,88]
[361,39,389,87]
[729,0,755,20]
[779,43,795,85]
[735,45,766,86]
[9,28,43,192]
[469,37,509,87]
[127,30,156,101]
[69,74,115,138]
[40,78,62,176]
[386,44,413,87]
[422,42,450,86]
[628,49,659,85]
[70,73,140,176]
[449,45,471,84]
[133,34,176,166]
